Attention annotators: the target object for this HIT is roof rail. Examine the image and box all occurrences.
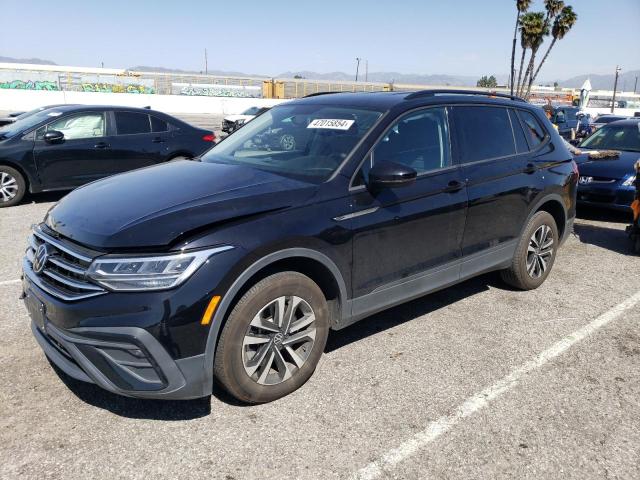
[404,89,526,102]
[303,91,344,98]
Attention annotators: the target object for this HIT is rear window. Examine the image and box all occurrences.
[151,116,168,132]
[451,106,516,163]
[517,110,547,149]
[115,112,151,135]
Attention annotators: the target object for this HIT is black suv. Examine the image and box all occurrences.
[22,91,577,403]
[0,105,215,207]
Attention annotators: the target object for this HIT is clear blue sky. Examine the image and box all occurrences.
[1,0,638,80]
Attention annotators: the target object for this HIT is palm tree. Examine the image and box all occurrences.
[517,11,547,97]
[510,0,532,96]
[522,0,565,97]
[527,6,578,95]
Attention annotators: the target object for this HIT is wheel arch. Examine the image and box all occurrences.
[531,195,568,240]
[201,248,348,396]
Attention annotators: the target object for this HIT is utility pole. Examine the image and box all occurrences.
[355,58,361,82]
[611,65,621,113]
[634,76,638,94]
[365,59,368,82]
[204,48,208,75]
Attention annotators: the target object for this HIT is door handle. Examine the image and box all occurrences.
[524,163,537,174]
[443,180,464,193]
[94,142,110,149]
[152,137,165,143]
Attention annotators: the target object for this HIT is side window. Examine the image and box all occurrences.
[509,109,529,154]
[373,107,451,174]
[151,116,168,132]
[115,112,151,135]
[517,110,548,149]
[36,113,105,140]
[451,106,515,163]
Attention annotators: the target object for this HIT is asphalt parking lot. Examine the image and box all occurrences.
[1,199,639,480]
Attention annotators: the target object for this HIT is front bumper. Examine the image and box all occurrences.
[25,279,208,399]
[30,317,206,399]
[577,184,634,211]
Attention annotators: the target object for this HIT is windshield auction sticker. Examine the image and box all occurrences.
[307,119,355,130]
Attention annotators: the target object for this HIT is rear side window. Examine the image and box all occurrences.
[517,110,547,149]
[509,109,529,153]
[151,116,168,132]
[451,106,515,163]
[115,112,151,135]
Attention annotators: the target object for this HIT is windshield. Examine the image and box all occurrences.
[580,123,640,152]
[202,103,383,183]
[0,109,64,138]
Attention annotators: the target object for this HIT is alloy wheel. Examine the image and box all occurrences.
[242,295,316,385]
[0,172,18,203]
[526,224,554,279]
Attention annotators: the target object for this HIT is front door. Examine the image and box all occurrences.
[33,111,112,189]
[349,107,467,306]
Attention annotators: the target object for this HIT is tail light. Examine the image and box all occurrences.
[202,133,216,142]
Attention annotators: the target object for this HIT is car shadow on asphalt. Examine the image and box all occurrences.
[573,223,635,255]
[325,272,499,353]
[49,361,213,420]
[23,191,68,205]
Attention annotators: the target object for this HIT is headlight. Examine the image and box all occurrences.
[622,175,636,187]
[236,119,246,125]
[87,246,233,291]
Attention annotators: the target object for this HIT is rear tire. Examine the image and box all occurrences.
[501,211,558,290]
[214,272,329,404]
[0,165,26,208]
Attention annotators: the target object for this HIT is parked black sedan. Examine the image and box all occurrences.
[574,119,640,211]
[0,105,216,207]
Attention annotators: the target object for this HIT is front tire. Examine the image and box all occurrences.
[214,272,329,404]
[501,211,558,290]
[0,165,26,208]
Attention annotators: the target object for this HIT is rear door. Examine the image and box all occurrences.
[450,105,532,264]
[108,111,163,172]
[33,111,111,188]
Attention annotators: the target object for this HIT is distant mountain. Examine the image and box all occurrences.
[0,55,57,65]
[2,55,637,91]
[278,70,511,86]
[129,65,268,78]
[556,69,640,91]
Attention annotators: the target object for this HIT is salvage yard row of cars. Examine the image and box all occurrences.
[0,105,216,206]
[2,91,638,404]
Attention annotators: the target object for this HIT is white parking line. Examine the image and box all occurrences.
[352,290,640,480]
[0,279,21,286]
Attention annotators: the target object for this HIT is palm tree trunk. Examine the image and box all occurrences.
[528,38,557,95]
[510,12,521,96]
[520,48,538,98]
[516,47,527,96]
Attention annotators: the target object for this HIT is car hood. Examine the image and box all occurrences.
[574,149,639,179]
[46,161,317,249]
[224,114,254,122]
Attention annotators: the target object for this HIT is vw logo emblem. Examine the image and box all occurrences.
[33,244,51,274]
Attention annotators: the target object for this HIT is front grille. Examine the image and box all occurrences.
[24,225,107,301]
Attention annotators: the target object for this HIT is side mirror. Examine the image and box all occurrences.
[368,161,417,190]
[43,130,64,144]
